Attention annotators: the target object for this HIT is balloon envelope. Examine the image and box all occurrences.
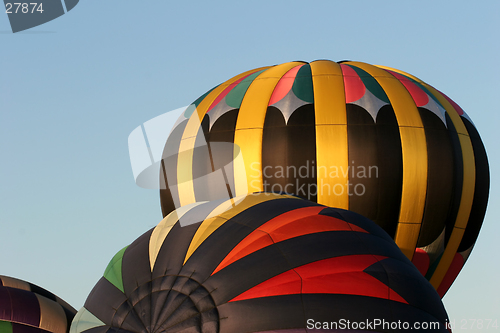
[159,60,489,296]
[0,275,77,333]
[72,193,450,333]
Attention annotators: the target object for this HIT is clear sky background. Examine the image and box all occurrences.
[1,1,499,331]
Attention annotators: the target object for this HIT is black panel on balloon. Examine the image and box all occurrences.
[417,108,454,247]
[459,118,490,252]
[373,105,403,238]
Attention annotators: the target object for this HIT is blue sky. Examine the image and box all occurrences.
[1,1,499,330]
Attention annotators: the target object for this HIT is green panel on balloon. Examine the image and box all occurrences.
[0,321,13,333]
[347,64,390,103]
[103,246,128,293]
[226,70,267,108]
[292,64,314,103]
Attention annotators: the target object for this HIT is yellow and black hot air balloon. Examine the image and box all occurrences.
[159,60,489,297]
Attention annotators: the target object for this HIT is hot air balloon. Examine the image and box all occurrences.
[159,60,489,296]
[71,193,450,333]
[0,275,77,333]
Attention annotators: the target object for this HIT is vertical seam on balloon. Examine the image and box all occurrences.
[411,84,476,290]
[233,62,305,197]
[310,60,349,210]
[176,67,271,208]
[346,62,428,261]
[377,68,475,289]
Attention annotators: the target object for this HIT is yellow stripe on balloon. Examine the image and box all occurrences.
[0,275,31,290]
[375,64,477,289]
[374,65,469,136]
[310,60,349,210]
[421,86,475,289]
[432,226,466,284]
[37,294,67,333]
[177,66,271,207]
[183,193,298,264]
[346,61,428,260]
[233,62,305,197]
[149,202,207,270]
